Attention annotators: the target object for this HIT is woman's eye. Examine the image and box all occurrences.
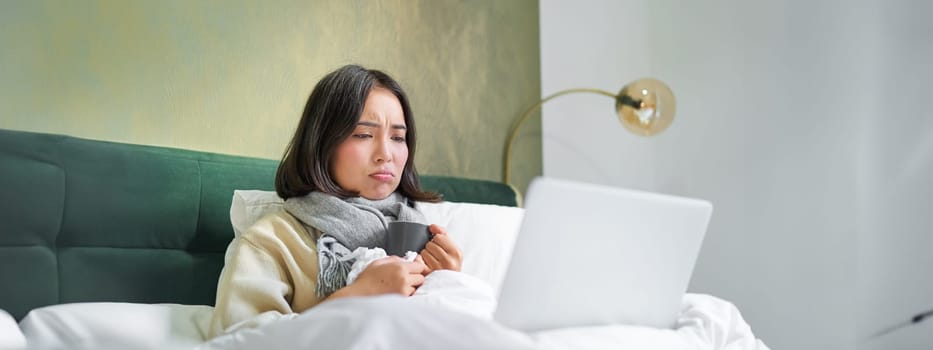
[352,134,373,139]
[392,136,406,142]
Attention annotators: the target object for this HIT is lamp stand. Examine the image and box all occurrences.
[502,88,616,187]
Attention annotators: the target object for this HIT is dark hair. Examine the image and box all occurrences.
[275,64,441,202]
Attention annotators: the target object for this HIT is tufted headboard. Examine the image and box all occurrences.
[0,128,518,320]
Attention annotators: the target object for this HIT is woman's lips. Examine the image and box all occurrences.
[369,173,394,182]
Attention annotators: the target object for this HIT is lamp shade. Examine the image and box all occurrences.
[616,78,676,136]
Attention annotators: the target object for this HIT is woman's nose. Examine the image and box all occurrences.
[373,139,392,163]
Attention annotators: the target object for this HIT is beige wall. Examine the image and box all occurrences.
[0,0,541,193]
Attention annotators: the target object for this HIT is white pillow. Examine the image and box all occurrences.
[18,303,212,350]
[229,190,524,294]
[417,201,524,294]
[0,309,25,350]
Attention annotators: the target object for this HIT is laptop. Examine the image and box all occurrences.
[493,177,713,331]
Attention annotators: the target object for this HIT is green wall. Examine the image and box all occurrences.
[0,0,541,193]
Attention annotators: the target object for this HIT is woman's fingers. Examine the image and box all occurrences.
[405,258,428,274]
[406,271,425,287]
[420,224,462,272]
[427,224,460,260]
[352,258,428,296]
[429,234,461,258]
[424,241,448,262]
[370,255,402,266]
[424,241,460,270]
[429,224,447,235]
[414,254,432,275]
[421,250,442,270]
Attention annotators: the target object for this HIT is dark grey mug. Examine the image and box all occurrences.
[385,221,431,257]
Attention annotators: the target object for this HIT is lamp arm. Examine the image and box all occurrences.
[503,88,617,186]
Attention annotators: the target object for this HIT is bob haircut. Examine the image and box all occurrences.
[275,64,441,202]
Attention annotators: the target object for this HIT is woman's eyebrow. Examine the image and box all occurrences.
[356,121,407,130]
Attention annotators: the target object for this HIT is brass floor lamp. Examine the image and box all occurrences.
[503,78,677,188]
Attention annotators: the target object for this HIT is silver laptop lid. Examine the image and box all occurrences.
[494,177,712,331]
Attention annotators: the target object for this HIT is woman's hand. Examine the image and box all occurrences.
[330,256,427,299]
[416,224,463,274]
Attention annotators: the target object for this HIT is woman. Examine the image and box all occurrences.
[209,65,463,338]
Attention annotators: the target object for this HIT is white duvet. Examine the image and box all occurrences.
[200,271,769,350]
[15,271,768,350]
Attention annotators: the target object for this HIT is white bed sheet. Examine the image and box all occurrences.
[200,286,769,350]
[0,310,26,350]
[19,271,769,350]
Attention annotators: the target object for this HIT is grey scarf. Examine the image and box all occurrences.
[284,191,426,297]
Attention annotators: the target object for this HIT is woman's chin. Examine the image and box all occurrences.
[358,187,397,200]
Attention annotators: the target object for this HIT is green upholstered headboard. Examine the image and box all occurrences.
[0,128,518,320]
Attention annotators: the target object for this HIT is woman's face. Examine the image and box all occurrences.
[332,87,409,200]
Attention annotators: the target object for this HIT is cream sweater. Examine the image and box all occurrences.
[208,210,325,339]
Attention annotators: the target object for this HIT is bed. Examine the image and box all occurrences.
[0,128,768,349]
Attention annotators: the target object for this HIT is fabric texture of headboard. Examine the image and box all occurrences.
[0,128,518,320]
